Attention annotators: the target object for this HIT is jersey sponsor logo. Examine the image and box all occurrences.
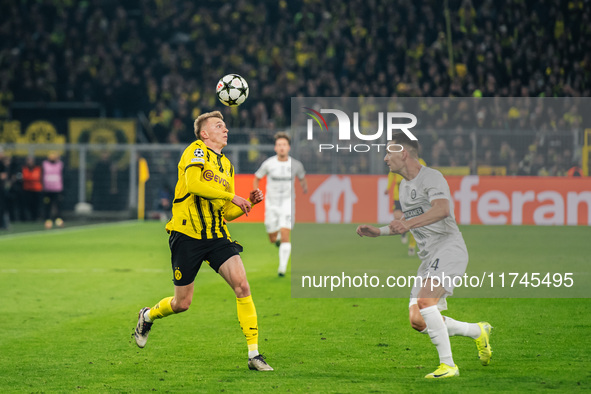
[203,170,214,181]
[194,148,204,157]
[203,169,229,188]
[411,189,416,199]
[270,176,292,181]
[404,206,424,219]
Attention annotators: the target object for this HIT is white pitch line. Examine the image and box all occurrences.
[0,268,169,274]
[0,220,140,242]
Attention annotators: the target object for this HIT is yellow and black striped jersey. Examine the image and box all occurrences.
[165,140,237,240]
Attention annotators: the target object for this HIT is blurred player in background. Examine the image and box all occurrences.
[253,132,307,277]
[384,157,426,256]
[134,111,273,371]
[357,134,492,379]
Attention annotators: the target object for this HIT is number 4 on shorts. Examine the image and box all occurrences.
[430,258,439,271]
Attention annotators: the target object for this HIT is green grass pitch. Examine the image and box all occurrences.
[0,222,590,392]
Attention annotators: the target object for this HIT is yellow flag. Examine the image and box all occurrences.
[139,157,150,182]
[138,158,150,220]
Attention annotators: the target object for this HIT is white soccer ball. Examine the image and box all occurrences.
[216,74,249,107]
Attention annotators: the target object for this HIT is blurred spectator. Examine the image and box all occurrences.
[567,162,583,177]
[3,153,21,223]
[42,151,64,229]
[21,156,43,222]
[151,183,173,221]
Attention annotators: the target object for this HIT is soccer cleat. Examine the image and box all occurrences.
[133,307,153,348]
[275,240,281,247]
[248,354,274,371]
[475,322,493,366]
[408,247,416,256]
[424,363,459,379]
[278,272,285,277]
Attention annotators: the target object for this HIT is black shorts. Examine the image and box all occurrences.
[169,231,243,286]
[394,200,402,211]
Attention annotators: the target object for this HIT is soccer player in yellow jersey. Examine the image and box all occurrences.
[133,111,273,371]
[384,158,426,256]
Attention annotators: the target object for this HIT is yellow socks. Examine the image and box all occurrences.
[148,296,175,321]
[145,295,259,357]
[236,295,259,356]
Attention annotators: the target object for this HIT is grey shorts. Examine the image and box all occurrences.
[409,241,469,311]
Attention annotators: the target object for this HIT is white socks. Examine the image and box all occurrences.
[248,349,259,359]
[420,305,454,367]
[444,316,481,339]
[278,242,291,274]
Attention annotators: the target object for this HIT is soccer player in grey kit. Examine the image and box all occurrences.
[357,133,492,379]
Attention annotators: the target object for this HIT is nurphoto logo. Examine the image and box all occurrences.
[303,107,418,153]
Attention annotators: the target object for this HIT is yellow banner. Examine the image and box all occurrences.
[477,166,507,176]
[68,119,136,169]
[0,120,66,157]
[433,166,471,176]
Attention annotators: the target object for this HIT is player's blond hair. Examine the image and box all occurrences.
[194,111,224,140]
[274,131,291,145]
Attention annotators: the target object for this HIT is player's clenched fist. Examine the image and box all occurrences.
[250,189,264,204]
[389,219,410,235]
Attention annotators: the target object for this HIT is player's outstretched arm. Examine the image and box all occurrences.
[253,176,262,190]
[356,224,393,237]
[186,166,235,201]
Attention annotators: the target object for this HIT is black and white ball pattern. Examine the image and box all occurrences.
[216,74,249,107]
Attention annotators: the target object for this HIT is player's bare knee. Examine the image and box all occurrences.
[409,308,426,332]
[173,298,191,313]
[410,318,426,332]
[233,280,251,298]
[416,297,435,310]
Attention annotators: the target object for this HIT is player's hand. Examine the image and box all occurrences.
[232,195,252,216]
[384,189,389,195]
[249,189,264,204]
[356,225,380,237]
[389,219,410,234]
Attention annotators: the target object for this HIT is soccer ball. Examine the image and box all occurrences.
[216,74,249,107]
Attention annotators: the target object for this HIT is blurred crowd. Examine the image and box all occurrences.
[0,148,65,229]
[0,0,589,174]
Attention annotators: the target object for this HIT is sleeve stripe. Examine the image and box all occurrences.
[173,193,191,204]
[185,163,204,171]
